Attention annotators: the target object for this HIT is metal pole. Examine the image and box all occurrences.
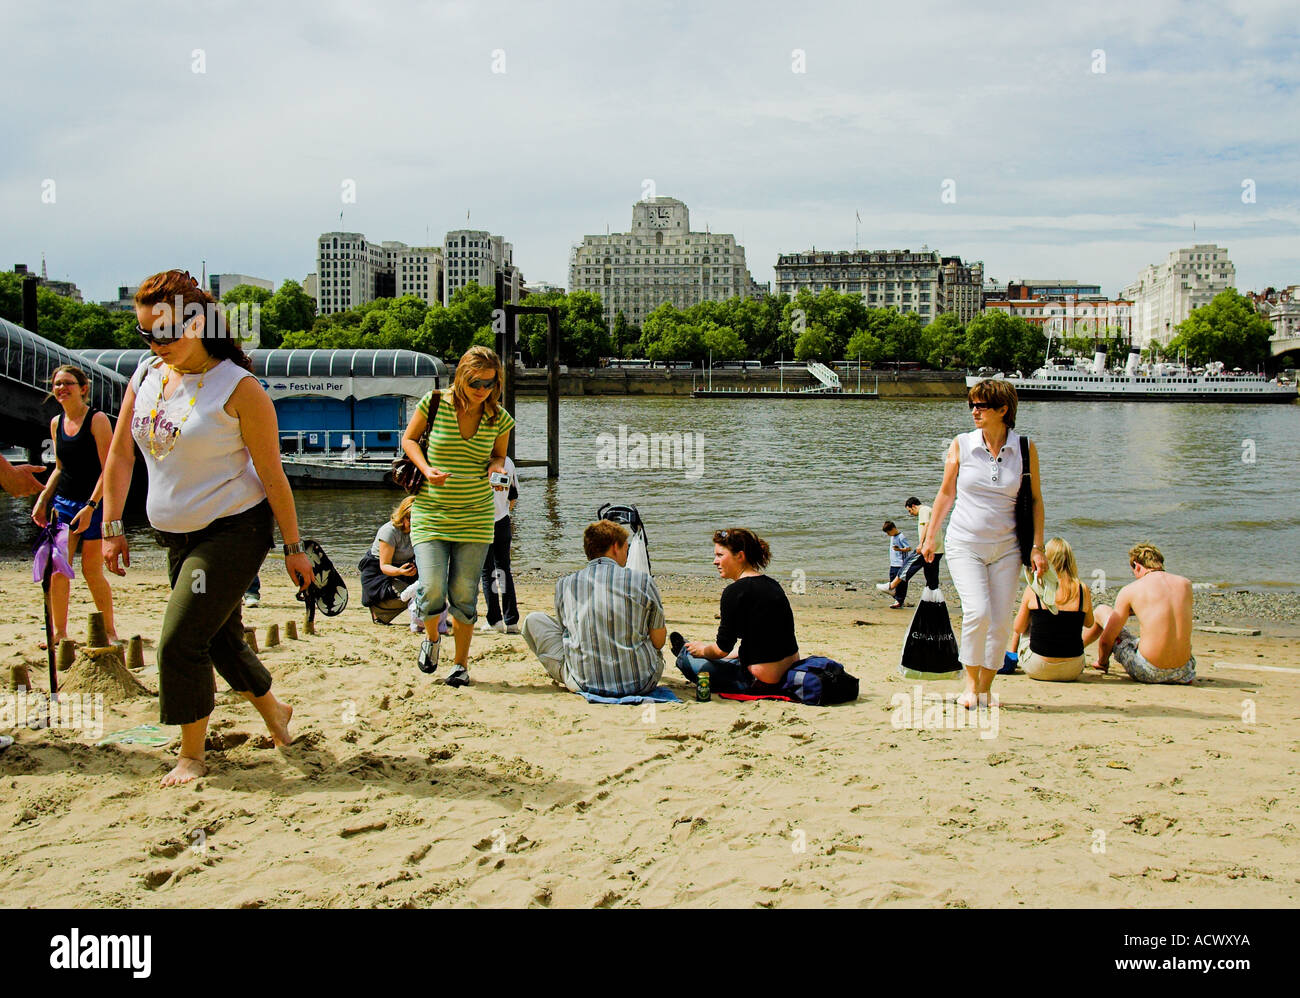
[547,308,559,478]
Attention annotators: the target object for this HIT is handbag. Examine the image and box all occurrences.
[389,391,440,494]
[1014,434,1034,567]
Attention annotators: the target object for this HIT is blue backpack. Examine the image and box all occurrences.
[776,657,859,705]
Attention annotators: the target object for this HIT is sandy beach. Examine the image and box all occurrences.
[1,561,1297,909]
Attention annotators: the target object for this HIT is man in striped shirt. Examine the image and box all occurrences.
[523,520,667,698]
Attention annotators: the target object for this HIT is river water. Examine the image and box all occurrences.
[3,397,1298,589]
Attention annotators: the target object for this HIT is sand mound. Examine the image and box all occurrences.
[59,646,153,705]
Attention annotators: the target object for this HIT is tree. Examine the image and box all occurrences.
[221,284,276,348]
[965,311,1040,372]
[265,279,317,346]
[844,327,884,365]
[1167,289,1273,369]
[793,323,830,362]
[917,312,966,369]
[701,321,745,361]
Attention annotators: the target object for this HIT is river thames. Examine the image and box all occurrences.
[3,397,1297,590]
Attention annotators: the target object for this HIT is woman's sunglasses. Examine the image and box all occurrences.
[468,376,497,390]
[135,318,189,345]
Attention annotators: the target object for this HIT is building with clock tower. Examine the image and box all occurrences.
[568,197,757,330]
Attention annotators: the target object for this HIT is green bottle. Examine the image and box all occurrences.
[696,670,712,702]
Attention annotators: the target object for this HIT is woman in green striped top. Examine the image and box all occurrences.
[401,345,515,687]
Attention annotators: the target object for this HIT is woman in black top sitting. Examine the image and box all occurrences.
[1008,536,1093,682]
[671,528,800,691]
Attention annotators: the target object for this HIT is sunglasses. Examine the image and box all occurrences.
[468,376,497,390]
[968,401,997,411]
[135,318,189,345]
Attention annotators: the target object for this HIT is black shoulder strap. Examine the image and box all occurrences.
[1020,435,1030,481]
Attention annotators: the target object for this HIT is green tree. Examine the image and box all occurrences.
[1167,289,1273,369]
[965,311,1040,371]
[844,327,884,365]
[793,323,831,362]
[264,279,317,346]
[701,321,745,361]
[917,312,966,369]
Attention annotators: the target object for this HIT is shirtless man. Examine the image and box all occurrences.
[1083,542,1195,684]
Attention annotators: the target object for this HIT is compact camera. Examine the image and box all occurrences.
[489,471,510,488]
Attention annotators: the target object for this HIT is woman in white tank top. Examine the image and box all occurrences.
[99,270,316,789]
[917,379,1047,708]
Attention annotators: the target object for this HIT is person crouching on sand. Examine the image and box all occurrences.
[1007,536,1093,681]
[101,270,314,787]
[670,528,800,692]
[1084,542,1195,684]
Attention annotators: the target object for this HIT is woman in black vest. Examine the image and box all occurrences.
[31,365,118,646]
[1008,536,1094,681]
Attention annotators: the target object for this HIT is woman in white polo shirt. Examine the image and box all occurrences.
[918,379,1046,707]
[100,270,315,788]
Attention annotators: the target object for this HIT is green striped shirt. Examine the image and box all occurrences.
[410,392,516,544]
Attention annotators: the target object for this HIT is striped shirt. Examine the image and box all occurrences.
[410,391,515,545]
[555,557,666,697]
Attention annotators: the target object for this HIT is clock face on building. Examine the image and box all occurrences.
[648,206,672,228]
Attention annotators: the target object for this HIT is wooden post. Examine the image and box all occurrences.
[496,272,518,462]
[547,307,559,478]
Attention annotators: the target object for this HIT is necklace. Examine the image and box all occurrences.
[148,360,215,460]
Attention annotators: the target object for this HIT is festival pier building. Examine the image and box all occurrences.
[76,349,448,456]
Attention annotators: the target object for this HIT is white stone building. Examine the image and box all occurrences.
[774,247,983,324]
[209,273,273,300]
[568,197,756,327]
[443,230,521,306]
[315,232,445,315]
[1121,244,1236,347]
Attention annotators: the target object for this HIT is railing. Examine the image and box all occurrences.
[806,361,842,390]
[279,429,403,459]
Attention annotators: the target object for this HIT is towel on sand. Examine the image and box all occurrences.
[578,686,682,705]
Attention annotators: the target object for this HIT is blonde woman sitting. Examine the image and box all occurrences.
[1007,537,1094,682]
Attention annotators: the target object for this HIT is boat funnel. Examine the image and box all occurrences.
[1125,349,1140,376]
[1093,350,1107,374]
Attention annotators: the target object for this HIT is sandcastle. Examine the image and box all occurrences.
[58,612,153,706]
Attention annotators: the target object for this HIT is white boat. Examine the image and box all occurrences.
[968,347,1297,403]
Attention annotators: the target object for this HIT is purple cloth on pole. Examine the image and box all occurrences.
[33,521,75,583]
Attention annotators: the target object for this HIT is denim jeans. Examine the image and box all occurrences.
[481,516,518,625]
[413,539,491,626]
[674,648,754,693]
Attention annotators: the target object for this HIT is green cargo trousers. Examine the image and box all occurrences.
[155,500,274,725]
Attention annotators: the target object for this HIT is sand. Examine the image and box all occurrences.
[1,563,1297,908]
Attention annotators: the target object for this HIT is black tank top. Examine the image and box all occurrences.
[1028,583,1086,658]
[55,407,102,504]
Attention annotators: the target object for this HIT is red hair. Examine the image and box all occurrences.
[134,270,254,372]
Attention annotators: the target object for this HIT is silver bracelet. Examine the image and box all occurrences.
[102,520,125,538]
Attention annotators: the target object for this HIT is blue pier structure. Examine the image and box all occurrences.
[77,349,448,456]
[1,317,127,460]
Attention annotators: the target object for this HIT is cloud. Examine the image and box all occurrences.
[2,0,1297,302]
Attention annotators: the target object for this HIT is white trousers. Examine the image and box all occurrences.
[945,535,1022,670]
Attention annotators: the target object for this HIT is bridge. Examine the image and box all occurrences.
[1270,335,1300,358]
[0,317,128,460]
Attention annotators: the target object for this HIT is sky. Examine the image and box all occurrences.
[3,0,1298,304]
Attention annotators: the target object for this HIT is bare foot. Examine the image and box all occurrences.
[266,701,294,748]
[955,691,978,710]
[1090,659,1109,674]
[161,755,207,787]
